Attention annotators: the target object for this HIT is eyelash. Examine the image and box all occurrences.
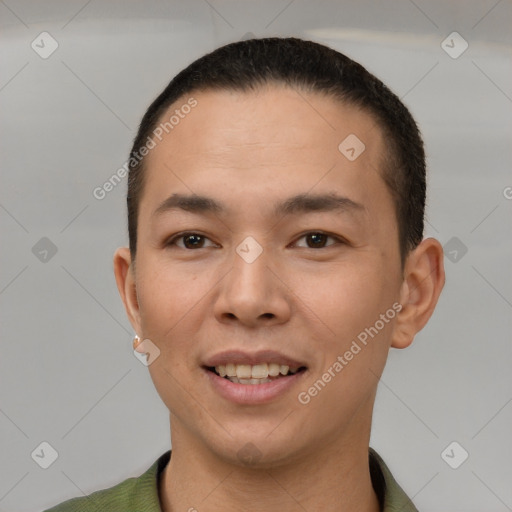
[165,231,345,250]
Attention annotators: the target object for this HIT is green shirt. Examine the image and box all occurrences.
[43,448,418,511]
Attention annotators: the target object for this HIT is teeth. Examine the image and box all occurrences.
[226,363,236,377]
[230,377,272,384]
[251,364,268,378]
[268,363,280,377]
[235,364,252,379]
[214,363,301,380]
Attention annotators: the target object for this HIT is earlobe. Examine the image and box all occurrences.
[113,247,141,334]
[391,238,445,349]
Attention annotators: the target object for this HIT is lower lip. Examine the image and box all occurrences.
[204,368,306,405]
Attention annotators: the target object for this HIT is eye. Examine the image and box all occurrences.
[166,232,217,249]
[294,232,342,249]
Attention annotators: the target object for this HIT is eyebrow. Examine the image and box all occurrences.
[274,193,365,217]
[152,192,365,219]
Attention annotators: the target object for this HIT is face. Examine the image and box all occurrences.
[119,85,408,466]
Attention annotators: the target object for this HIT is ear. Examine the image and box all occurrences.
[113,247,141,335]
[391,237,445,349]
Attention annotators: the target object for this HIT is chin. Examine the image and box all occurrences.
[202,428,308,471]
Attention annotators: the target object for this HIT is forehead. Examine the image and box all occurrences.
[153,85,381,158]
[141,85,390,215]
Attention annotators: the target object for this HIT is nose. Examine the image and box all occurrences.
[213,246,291,328]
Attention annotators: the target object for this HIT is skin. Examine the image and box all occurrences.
[114,85,445,512]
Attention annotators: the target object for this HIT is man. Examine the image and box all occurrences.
[45,37,444,512]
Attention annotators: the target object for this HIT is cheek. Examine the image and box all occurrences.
[292,265,396,429]
[134,258,213,413]
[292,259,398,401]
[135,256,213,346]
[295,261,394,340]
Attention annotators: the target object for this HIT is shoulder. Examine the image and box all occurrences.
[369,448,419,512]
[42,476,139,512]
[41,451,171,512]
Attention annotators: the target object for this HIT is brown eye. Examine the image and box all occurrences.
[295,232,340,249]
[306,233,328,248]
[167,233,216,249]
[182,234,205,248]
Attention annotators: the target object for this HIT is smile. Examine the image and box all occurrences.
[202,350,308,403]
[209,363,305,385]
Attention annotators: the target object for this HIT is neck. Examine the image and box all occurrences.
[159,418,380,512]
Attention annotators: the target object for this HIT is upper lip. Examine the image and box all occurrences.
[203,350,307,368]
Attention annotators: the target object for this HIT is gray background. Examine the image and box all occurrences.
[1,1,511,511]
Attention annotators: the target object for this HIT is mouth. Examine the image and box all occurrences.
[205,363,308,385]
[202,350,308,404]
